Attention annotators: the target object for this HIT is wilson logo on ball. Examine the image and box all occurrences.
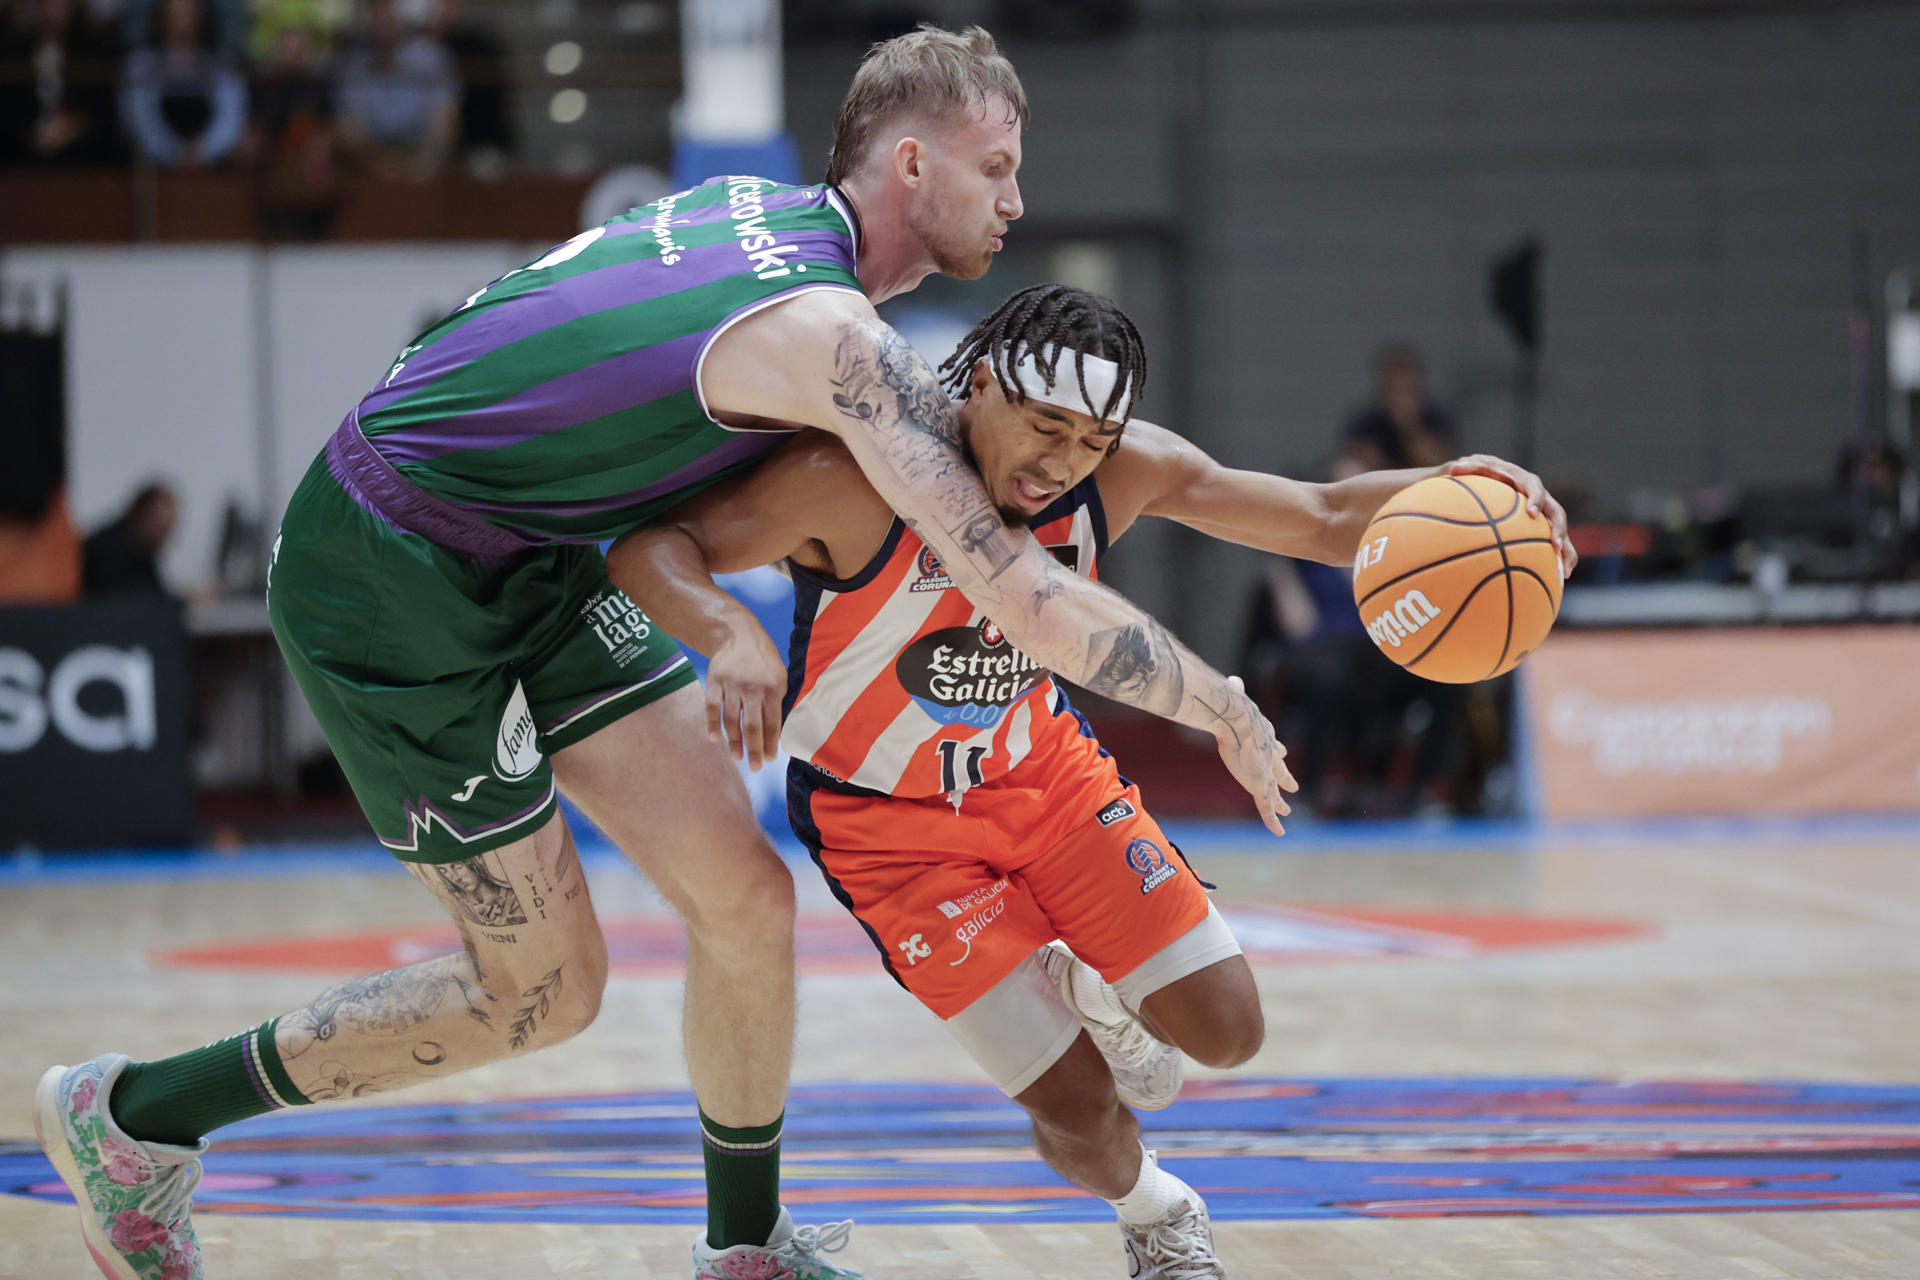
[1366,590,1443,649]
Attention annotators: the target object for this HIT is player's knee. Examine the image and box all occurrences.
[1017,1057,1123,1137]
[1181,1005,1265,1069]
[569,934,610,1028]
[511,956,604,1049]
[475,929,608,1049]
[689,844,794,949]
[554,969,605,1040]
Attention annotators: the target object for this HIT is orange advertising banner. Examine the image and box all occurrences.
[1522,627,1920,818]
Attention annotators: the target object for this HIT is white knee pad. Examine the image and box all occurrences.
[1112,901,1243,1012]
[942,904,1245,1097]
[943,949,1081,1098]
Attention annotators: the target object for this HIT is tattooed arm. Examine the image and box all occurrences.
[700,290,1297,831]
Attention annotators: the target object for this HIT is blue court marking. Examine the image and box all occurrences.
[7,1078,1918,1224]
[6,812,1916,887]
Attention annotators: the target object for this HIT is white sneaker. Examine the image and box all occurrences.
[1122,1191,1226,1279]
[32,1053,207,1280]
[1039,942,1183,1110]
[691,1205,871,1279]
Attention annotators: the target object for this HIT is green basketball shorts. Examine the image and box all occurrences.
[267,454,696,863]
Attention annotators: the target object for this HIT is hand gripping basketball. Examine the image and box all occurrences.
[1211,674,1298,837]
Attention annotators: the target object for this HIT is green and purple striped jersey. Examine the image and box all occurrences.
[335,176,862,552]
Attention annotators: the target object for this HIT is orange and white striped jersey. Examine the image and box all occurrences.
[780,479,1108,799]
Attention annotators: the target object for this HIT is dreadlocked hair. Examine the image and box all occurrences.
[937,284,1146,447]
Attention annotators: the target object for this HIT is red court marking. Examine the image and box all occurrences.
[153,906,1649,975]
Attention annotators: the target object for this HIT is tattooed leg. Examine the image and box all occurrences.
[268,817,608,1104]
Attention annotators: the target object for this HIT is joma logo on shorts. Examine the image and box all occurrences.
[1366,589,1442,650]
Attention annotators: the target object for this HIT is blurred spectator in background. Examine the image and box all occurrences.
[426,0,508,176]
[333,0,455,180]
[1242,377,1480,815]
[1340,342,1456,472]
[122,0,244,57]
[247,22,337,236]
[1240,556,1466,818]
[0,0,125,166]
[120,0,247,167]
[83,480,177,597]
[1835,437,1919,579]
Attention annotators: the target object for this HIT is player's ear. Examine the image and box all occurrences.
[969,358,993,398]
[893,135,923,186]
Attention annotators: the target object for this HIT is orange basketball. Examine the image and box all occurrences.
[1350,474,1563,683]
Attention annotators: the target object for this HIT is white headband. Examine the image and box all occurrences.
[1007,345,1133,422]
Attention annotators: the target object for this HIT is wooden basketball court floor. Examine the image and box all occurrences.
[3,816,1918,1279]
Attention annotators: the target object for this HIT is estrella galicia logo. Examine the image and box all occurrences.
[1095,797,1136,827]
[896,620,1044,728]
[910,545,955,593]
[1126,837,1178,895]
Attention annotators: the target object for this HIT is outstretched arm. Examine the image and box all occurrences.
[1105,422,1576,575]
[701,291,1296,833]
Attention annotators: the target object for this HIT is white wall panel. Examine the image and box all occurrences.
[263,245,525,515]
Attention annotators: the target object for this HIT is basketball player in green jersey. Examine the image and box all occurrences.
[34,27,1297,1280]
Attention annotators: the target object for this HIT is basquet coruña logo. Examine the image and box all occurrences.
[1127,836,1178,894]
[895,620,1043,727]
[910,545,955,593]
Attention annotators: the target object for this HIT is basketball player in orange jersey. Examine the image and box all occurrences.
[610,286,1574,1277]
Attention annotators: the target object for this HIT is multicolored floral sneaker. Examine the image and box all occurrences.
[32,1054,207,1280]
[691,1206,871,1279]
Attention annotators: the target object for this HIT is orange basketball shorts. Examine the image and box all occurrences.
[788,707,1212,1019]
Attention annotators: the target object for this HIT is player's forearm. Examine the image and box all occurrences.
[1313,464,1442,564]
[604,527,761,659]
[1042,570,1264,742]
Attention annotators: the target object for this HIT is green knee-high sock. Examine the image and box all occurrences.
[110,1018,313,1147]
[701,1108,782,1249]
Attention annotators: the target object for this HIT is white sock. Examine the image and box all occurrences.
[1109,1147,1194,1226]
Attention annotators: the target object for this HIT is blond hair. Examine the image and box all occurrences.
[826,24,1029,187]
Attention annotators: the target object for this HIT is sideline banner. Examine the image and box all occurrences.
[1523,626,1920,818]
[0,598,194,848]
